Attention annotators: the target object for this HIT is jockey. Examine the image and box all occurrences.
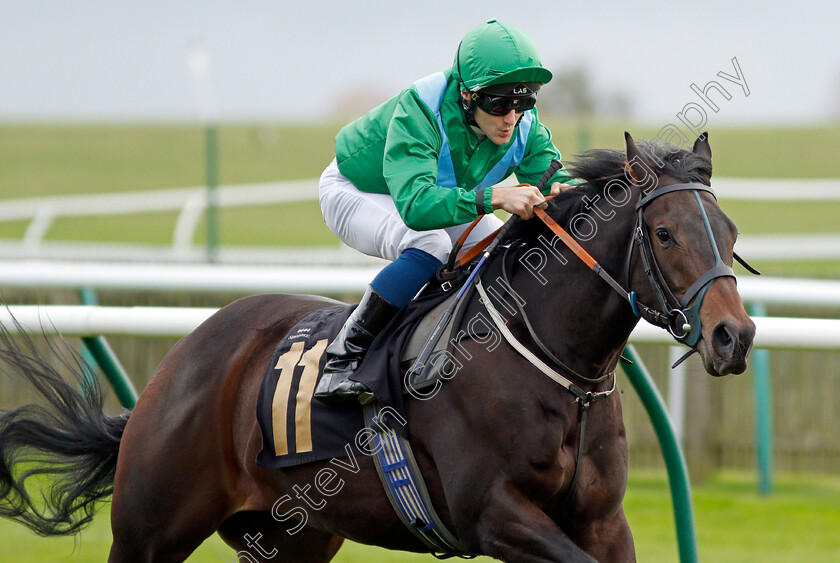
[315,19,580,404]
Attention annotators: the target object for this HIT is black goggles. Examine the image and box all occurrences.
[472,92,537,116]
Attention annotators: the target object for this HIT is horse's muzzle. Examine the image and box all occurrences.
[707,317,756,375]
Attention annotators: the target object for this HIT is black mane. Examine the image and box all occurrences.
[569,140,712,189]
[508,139,712,241]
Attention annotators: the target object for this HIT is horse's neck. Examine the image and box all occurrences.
[511,201,639,380]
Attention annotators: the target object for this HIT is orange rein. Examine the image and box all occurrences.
[457,195,599,272]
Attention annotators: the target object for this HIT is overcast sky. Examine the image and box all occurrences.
[2,0,838,124]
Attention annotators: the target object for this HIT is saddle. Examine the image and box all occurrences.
[398,253,509,395]
[254,260,506,557]
[254,247,514,469]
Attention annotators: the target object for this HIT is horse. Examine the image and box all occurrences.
[0,133,754,562]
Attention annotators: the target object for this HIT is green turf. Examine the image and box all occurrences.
[2,123,840,203]
[628,471,840,562]
[0,124,205,199]
[0,472,837,561]
[192,201,338,247]
[1,123,839,270]
[539,121,840,179]
[0,123,339,200]
[722,200,840,235]
[0,220,28,239]
[30,198,840,245]
[3,123,839,244]
[29,202,338,247]
[46,212,181,245]
[720,199,840,278]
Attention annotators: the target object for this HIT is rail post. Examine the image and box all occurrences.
[622,345,699,563]
[185,39,220,263]
[78,287,138,408]
[205,124,219,263]
[747,301,774,495]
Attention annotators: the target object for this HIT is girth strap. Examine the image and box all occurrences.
[363,403,474,558]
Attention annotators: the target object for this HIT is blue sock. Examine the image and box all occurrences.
[370,248,443,308]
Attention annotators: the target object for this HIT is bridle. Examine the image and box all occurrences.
[628,182,736,347]
[448,177,745,505]
[450,178,743,380]
[511,180,741,377]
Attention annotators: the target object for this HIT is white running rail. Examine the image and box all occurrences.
[0,177,839,258]
[0,305,836,351]
[1,260,840,306]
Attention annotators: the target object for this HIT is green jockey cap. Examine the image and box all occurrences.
[453,19,553,92]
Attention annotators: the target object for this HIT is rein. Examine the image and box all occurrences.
[429,178,742,509]
[448,181,738,375]
[499,243,613,384]
[534,182,736,347]
[475,279,616,404]
[465,181,736,503]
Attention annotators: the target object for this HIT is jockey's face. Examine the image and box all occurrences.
[473,105,519,145]
[461,91,518,146]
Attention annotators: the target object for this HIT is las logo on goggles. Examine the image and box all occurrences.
[472,91,537,116]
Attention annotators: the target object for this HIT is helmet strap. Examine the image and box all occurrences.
[461,92,478,126]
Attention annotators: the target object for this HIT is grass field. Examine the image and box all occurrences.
[2,122,840,278]
[3,123,840,200]
[0,471,837,562]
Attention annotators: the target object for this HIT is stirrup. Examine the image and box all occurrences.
[314,373,374,405]
[313,285,398,405]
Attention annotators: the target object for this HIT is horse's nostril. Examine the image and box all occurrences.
[712,323,735,357]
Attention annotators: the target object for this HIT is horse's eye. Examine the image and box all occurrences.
[655,228,672,244]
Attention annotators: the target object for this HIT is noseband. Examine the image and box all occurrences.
[532,182,736,350]
[447,180,742,366]
[629,183,736,346]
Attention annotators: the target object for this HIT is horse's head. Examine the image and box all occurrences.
[623,132,755,376]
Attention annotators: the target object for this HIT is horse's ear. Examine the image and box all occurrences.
[693,132,712,160]
[624,131,657,187]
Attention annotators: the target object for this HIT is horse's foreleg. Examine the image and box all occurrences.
[574,506,636,563]
[472,485,598,563]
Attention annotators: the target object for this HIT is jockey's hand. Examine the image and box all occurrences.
[491,185,546,220]
[550,182,576,197]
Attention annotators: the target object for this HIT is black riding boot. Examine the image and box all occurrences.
[314,286,399,405]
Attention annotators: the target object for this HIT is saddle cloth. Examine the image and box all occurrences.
[255,280,460,469]
[255,304,368,468]
[255,255,512,469]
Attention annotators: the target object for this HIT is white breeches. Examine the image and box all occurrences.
[318,159,503,263]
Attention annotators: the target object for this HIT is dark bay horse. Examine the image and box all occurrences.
[0,133,754,562]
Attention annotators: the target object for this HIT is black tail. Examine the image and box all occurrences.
[0,314,129,536]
